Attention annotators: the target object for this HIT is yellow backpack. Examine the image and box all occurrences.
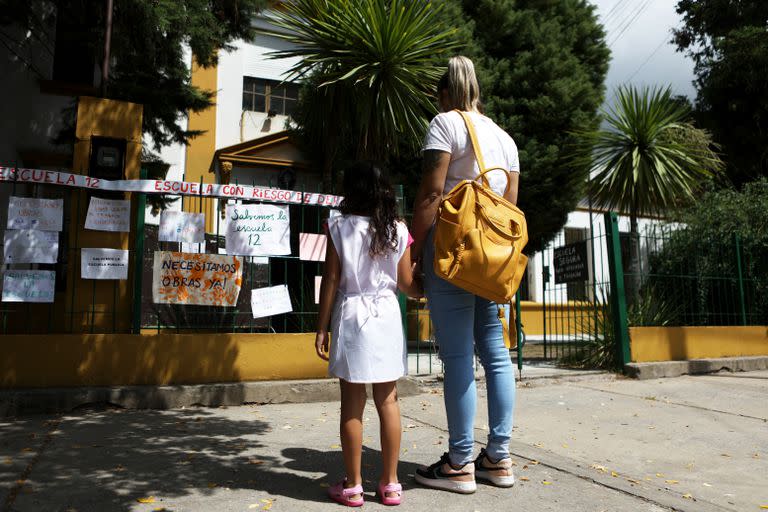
[433,111,529,348]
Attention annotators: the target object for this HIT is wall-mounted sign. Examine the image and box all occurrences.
[159,211,205,243]
[7,196,63,231]
[3,230,58,264]
[225,204,291,256]
[152,251,243,306]
[2,270,55,303]
[299,233,327,262]
[81,248,130,280]
[251,284,293,319]
[84,197,131,232]
[553,241,589,284]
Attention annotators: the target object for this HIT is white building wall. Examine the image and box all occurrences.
[527,210,674,304]
[216,35,301,149]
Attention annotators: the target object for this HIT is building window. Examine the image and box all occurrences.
[242,77,299,116]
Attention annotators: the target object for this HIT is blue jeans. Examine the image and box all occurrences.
[423,230,516,466]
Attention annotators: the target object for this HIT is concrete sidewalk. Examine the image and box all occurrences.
[1,371,766,511]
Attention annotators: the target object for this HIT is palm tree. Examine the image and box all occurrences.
[573,85,724,299]
[269,0,458,187]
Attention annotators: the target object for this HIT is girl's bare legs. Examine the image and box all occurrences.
[339,379,367,498]
[373,381,401,495]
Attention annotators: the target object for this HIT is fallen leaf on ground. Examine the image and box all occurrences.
[519,477,529,481]
[665,480,679,484]
[591,464,608,473]
[530,460,540,465]
[626,478,640,484]
[330,444,340,449]
[533,442,544,448]
[721,453,730,457]
[759,505,768,509]
[656,473,665,478]
[248,459,265,465]
[682,493,693,500]
[207,483,217,488]
[136,497,155,504]
[542,481,552,485]
[702,483,712,487]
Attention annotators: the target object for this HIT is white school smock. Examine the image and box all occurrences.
[326,215,409,383]
[422,110,520,196]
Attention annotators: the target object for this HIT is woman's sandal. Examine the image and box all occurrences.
[377,482,403,506]
[328,479,365,507]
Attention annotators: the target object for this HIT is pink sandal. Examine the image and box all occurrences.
[328,479,364,507]
[377,482,403,506]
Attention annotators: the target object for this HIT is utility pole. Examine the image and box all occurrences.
[101,0,114,97]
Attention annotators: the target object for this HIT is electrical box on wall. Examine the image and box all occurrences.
[89,136,126,198]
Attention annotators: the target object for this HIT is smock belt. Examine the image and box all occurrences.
[336,286,397,339]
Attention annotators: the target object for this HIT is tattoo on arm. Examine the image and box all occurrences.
[422,150,444,174]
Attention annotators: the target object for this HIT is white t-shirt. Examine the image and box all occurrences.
[422,110,520,196]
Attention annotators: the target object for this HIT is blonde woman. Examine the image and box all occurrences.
[411,56,520,494]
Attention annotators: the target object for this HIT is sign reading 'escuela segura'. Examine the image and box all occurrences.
[553,241,589,284]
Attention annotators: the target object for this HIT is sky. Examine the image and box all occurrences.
[590,0,696,101]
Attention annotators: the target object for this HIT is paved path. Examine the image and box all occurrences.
[2,371,766,511]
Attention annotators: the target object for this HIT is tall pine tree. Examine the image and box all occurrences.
[459,0,609,253]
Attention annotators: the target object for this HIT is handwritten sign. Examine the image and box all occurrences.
[251,285,293,319]
[159,211,205,243]
[554,241,589,284]
[7,196,63,231]
[225,204,290,256]
[81,248,129,280]
[3,230,58,264]
[2,270,55,302]
[152,251,243,306]
[181,241,206,254]
[0,167,343,206]
[299,233,327,261]
[84,197,131,232]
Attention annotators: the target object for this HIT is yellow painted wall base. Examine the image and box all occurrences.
[630,326,768,363]
[0,333,329,389]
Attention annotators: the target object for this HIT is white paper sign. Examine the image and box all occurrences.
[81,248,129,280]
[226,204,291,256]
[159,211,205,243]
[251,284,293,319]
[2,270,55,302]
[7,196,63,231]
[314,275,322,304]
[299,233,327,261]
[84,197,131,232]
[3,230,58,264]
[181,241,207,254]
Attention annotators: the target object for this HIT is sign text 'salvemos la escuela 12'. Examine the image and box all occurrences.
[0,167,343,207]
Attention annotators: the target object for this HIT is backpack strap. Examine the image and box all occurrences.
[455,110,512,196]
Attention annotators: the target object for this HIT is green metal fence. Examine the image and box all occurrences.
[624,222,764,327]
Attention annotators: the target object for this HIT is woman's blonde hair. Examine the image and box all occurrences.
[438,56,481,112]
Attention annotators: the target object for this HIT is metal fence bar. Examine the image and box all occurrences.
[605,212,631,366]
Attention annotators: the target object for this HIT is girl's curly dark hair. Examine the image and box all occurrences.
[338,161,399,257]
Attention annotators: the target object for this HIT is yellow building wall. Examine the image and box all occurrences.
[67,97,143,333]
[0,333,329,389]
[630,326,768,363]
[184,58,218,231]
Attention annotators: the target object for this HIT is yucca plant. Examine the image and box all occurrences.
[269,0,458,185]
[572,85,724,300]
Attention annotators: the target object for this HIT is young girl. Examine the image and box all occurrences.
[315,161,421,507]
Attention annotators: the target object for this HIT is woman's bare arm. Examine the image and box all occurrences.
[410,150,451,258]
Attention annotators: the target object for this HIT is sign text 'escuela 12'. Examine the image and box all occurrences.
[0,167,343,207]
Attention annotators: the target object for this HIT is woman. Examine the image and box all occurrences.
[411,56,520,494]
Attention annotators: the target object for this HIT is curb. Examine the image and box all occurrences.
[625,355,768,380]
[0,377,426,417]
